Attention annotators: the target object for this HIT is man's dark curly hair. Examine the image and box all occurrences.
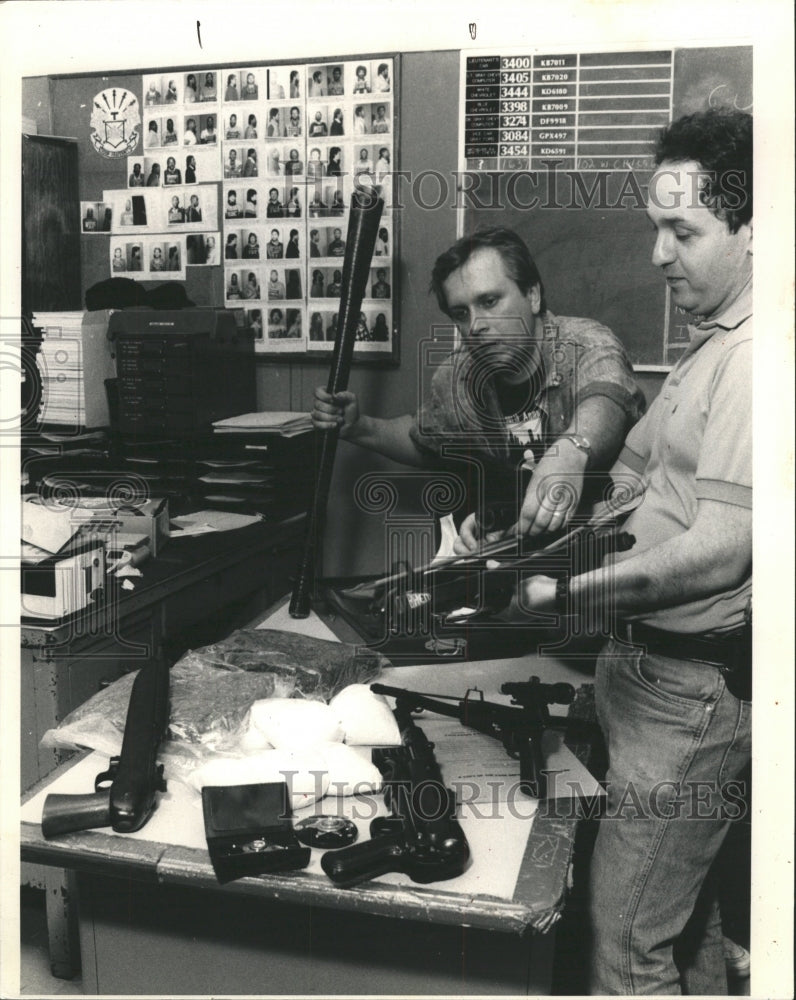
[655,108,752,232]
[430,227,547,315]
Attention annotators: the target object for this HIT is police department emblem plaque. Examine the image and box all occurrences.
[90,87,141,157]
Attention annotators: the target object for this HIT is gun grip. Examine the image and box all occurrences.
[475,501,516,536]
[320,829,405,888]
[41,791,111,839]
[516,732,547,798]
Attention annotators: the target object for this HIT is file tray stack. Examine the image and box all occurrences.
[111,418,316,519]
[206,413,316,519]
[107,309,255,438]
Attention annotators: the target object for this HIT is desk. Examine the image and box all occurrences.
[21,607,599,995]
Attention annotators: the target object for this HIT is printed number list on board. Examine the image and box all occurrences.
[462,51,673,172]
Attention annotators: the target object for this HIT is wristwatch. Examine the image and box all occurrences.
[557,433,592,459]
[554,574,570,614]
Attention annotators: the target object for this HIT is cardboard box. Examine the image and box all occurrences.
[22,494,169,561]
[105,497,169,556]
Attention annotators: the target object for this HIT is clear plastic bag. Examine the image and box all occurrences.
[176,628,387,698]
[40,628,389,762]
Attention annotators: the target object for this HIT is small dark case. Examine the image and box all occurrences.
[201,781,310,884]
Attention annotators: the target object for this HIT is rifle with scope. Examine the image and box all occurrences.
[370,676,600,799]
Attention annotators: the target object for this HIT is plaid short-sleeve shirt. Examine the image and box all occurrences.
[410,312,644,472]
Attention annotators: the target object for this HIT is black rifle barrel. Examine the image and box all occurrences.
[110,659,169,832]
[370,683,463,721]
[290,189,384,618]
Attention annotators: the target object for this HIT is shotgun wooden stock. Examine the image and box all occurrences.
[289,189,384,618]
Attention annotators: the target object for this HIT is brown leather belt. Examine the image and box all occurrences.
[614,620,752,700]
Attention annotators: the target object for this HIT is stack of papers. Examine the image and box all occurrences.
[31,312,85,335]
[33,313,85,426]
[212,411,313,438]
[170,509,265,535]
[32,311,116,429]
[198,470,274,485]
[39,429,108,446]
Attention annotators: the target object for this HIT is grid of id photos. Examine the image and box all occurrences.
[98,58,395,354]
[222,57,395,354]
[107,186,218,233]
[109,235,186,279]
[102,180,219,279]
[128,148,221,187]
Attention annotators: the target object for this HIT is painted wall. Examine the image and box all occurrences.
[21,76,53,135]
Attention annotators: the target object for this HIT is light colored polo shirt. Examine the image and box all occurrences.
[615,280,752,634]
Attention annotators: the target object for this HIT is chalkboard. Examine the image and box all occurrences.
[461,45,753,367]
[464,169,664,366]
[672,46,753,120]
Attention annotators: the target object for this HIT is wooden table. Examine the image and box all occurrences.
[21,601,601,995]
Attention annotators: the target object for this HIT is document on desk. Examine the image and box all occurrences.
[198,471,274,484]
[422,719,603,803]
[169,510,264,535]
[255,600,342,642]
[21,499,81,556]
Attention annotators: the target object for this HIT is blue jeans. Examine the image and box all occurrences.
[588,638,752,995]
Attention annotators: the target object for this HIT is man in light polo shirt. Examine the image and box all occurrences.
[517,108,753,994]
